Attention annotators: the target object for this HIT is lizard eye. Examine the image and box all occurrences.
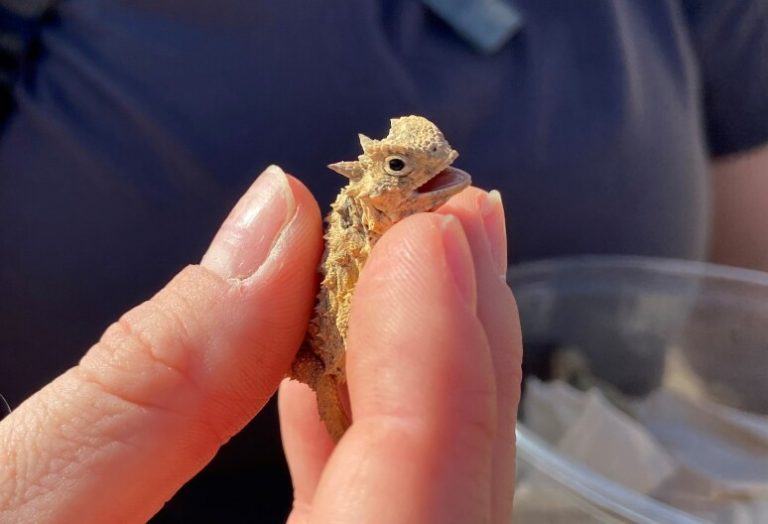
[384,155,412,177]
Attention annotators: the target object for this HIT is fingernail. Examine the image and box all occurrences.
[480,190,508,279]
[440,214,477,309]
[202,165,296,279]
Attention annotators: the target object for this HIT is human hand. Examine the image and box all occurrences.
[0,166,323,522]
[280,187,522,523]
[0,166,521,523]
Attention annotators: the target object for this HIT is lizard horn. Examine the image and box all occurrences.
[328,160,363,180]
[358,133,377,154]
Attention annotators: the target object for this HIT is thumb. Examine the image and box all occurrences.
[0,166,323,523]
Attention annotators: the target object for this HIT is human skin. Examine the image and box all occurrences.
[711,143,768,272]
[0,166,522,524]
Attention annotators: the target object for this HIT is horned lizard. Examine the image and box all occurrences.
[290,115,471,441]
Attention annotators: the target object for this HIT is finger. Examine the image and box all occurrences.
[439,187,523,524]
[278,379,334,523]
[0,166,323,523]
[311,214,496,524]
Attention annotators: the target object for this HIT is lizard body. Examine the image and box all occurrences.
[290,115,471,441]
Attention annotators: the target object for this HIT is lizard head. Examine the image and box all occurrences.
[328,115,471,216]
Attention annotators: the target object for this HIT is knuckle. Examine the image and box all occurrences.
[72,265,239,446]
[77,297,207,420]
[85,321,194,400]
[88,274,212,391]
[92,263,224,381]
[464,407,498,448]
[457,381,498,446]
[71,361,229,449]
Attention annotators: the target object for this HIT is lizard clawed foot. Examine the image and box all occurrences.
[315,374,351,442]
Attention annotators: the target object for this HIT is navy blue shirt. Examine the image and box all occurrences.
[1,1,767,521]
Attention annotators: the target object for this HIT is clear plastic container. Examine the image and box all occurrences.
[508,256,768,523]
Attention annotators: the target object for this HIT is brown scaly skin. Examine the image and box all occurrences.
[290,115,471,441]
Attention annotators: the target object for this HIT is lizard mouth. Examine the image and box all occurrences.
[415,166,471,197]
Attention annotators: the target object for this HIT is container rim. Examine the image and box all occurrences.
[507,255,768,288]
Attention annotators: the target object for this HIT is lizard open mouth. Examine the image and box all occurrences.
[415,166,471,195]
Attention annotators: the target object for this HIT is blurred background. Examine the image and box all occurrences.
[1,0,766,522]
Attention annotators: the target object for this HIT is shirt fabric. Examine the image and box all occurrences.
[1,0,767,521]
